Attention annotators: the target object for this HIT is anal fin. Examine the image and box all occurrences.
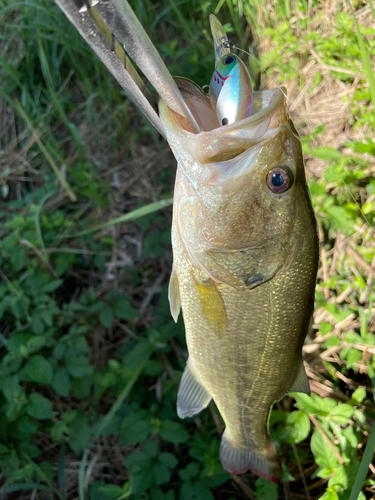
[177,361,212,418]
[288,361,310,395]
[168,266,181,323]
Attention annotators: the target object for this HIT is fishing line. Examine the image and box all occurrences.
[218,35,373,230]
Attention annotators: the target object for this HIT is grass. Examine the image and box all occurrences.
[0,0,374,499]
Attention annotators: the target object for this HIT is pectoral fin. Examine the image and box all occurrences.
[177,361,212,418]
[288,362,310,395]
[194,276,227,338]
[168,266,181,323]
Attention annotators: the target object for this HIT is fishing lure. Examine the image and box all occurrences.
[209,17,253,125]
[209,53,253,125]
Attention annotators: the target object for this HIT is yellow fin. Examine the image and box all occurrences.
[194,277,227,338]
[168,266,181,323]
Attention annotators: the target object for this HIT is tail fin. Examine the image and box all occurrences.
[220,430,281,482]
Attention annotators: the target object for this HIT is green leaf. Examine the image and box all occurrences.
[52,367,70,397]
[179,462,200,480]
[310,428,339,470]
[255,477,278,500]
[325,206,355,232]
[53,343,66,360]
[26,335,48,355]
[0,375,22,401]
[330,404,354,425]
[97,485,124,499]
[317,468,335,479]
[180,480,195,500]
[143,440,158,458]
[328,461,360,492]
[193,482,215,500]
[320,322,334,336]
[150,488,165,500]
[200,469,231,488]
[114,294,138,320]
[292,393,337,416]
[122,342,153,371]
[69,412,91,454]
[99,304,114,328]
[41,279,63,293]
[278,410,311,444]
[323,336,341,348]
[16,415,37,437]
[131,468,153,497]
[72,198,173,237]
[342,426,359,451]
[51,421,69,442]
[159,420,189,443]
[125,450,153,469]
[312,146,342,160]
[26,393,54,420]
[31,312,45,335]
[346,349,362,369]
[158,452,178,469]
[120,418,150,444]
[66,355,93,378]
[152,463,171,485]
[318,490,339,500]
[119,409,150,444]
[71,374,92,399]
[22,355,53,385]
[351,387,367,404]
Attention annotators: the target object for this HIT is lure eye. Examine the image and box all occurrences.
[266,167,293,194]
[223,55,235,65]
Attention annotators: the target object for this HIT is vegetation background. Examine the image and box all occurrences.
[0,0,374,499]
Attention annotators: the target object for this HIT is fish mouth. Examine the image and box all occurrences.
[159,77,289,164]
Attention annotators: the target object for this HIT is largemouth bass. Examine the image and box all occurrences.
[159,20,319,481]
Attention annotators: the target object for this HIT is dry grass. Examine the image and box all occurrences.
[259,2,375,179]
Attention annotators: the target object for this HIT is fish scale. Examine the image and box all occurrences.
[172,210,318,478]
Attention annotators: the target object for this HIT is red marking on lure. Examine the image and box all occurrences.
[215,69,230,82]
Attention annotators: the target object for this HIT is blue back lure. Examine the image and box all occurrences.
[209,16,253,126]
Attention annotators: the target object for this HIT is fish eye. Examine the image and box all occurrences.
[222,118,229,125]
[266,167,293,194]
[223,55,235,65]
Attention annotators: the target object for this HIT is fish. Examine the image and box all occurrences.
[159,16,319,481]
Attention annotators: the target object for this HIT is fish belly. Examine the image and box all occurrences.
[173,221,317,479]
